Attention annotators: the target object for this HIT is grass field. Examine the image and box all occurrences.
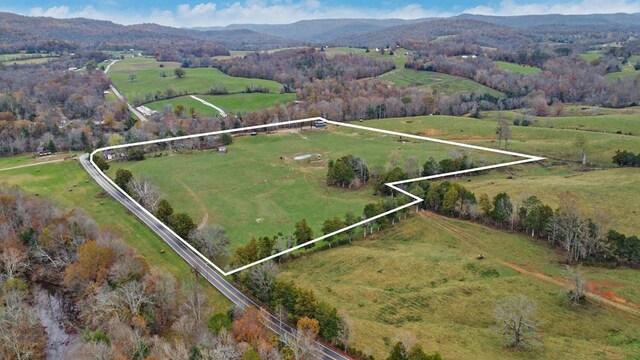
[280,214,640,359]
[495,61,541,74]
[107,125,511,252]
[453,165,640,235]
[0,159,231,310]
[481,109,640,135]
[379,69,503,96]
[580,53,603,61]
[606,65,640,80]
[365,115,640,166]
[324,46,407,69]
[145,93,296,116]
[108,57,283,103]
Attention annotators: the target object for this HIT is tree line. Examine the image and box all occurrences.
[416,181,640,266]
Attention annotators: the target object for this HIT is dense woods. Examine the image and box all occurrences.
[214,48,395,90]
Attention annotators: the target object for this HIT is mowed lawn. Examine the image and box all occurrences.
[280,214,640,359]
[0,160,231,309]
[453,165,640,236]
[379,68,503,97]
[365,116,640,166]
[145,93,296,116]
[108,126,511,251]
[495,61,541,74]
[108,57,283,102]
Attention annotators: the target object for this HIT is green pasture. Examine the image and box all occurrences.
[379,68,503,96]
[145,93,296,116]
[108,57,283,103]
[495,61,541,74]
[280,214,640,359]
[365,116,640,166]
[107,125,510,251]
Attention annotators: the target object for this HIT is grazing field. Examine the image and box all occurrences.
[606,65,640,80]
[280,214,640,359]
[108,57,283,103]
[495,61,541,74]
[481,109,640,135]
[0,159,231,309]
[379,68,503,96]
[107,125,511,251]
[145,93,296,116]
[454,165,640,236]
[324,46,407,68]
[580,53,603,61]
[366,116,640,166]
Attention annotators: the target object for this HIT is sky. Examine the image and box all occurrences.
[1,0,640,27]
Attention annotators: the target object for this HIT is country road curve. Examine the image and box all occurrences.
[79,154,350,360]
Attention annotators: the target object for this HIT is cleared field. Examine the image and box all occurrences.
[1,56,58,65]
[379,69,503,97]
[580,53,603,61]
[108,125,511,251]
[145,93,296,116]
[108,57,283,102]
[280,214,640,359]
[495,61,541,74]
[324,46,407,69]
[366,116,640,166]
[0,160,231,309]
[481,110,640,135]
[454,165,640,236]
[606,65,640,80]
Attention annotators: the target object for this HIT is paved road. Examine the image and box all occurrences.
[79,154,349,359]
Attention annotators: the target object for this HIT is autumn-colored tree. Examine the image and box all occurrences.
[64,240,116,291]
[297,317,320,338]
[233,307,269,348]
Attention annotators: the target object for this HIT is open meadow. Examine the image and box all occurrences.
[0,158,231,309]
[379,68,503,96]
[279,213,640,359]
[365,115,640,166]
[108,57,283,103]
[145,92,296,116]
[107,124,512,251]
[494,61,541,74]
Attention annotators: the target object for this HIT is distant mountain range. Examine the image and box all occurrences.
[3,11,640,53]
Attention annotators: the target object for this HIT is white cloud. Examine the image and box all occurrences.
[22,1,449,27]
[21,0,640,28]
[464,0,640,16]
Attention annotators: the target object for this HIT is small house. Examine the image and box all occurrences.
[314,121,326,129]
[218,146,228,153]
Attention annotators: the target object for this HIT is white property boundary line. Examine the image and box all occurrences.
[90,117,544,276]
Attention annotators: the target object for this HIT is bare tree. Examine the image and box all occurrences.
[129,176,161,212]
[496,118,511,149]
[182,279,208,323]
[284,329,319,360]
[246,261,278,303]
[190,224,230,262]
[116,280,151,317]
[494,294,539,349]
[574,133,588,165]
[566,265,587,305]
[0,247,28,279]
[549,193,589,262]
[0,290,43,360]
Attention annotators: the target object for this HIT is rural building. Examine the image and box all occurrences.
[218,146,228,153]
